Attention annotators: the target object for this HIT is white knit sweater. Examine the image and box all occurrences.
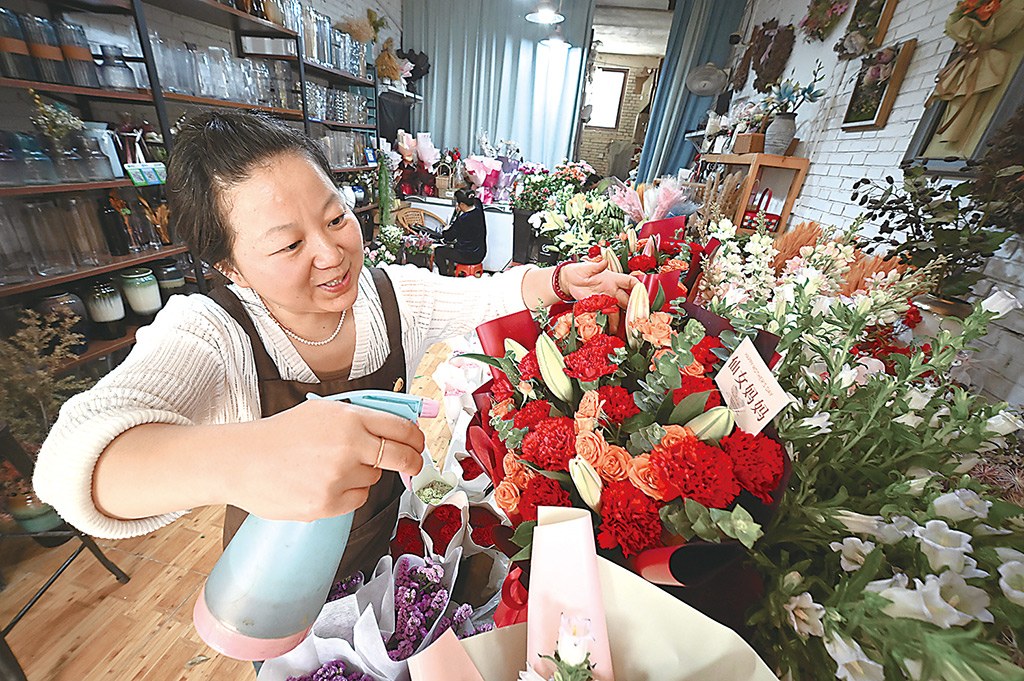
[33,264,532,539]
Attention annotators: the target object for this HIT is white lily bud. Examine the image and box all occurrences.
[626,227,638,253]
[504,338,529,362]
[569,457,603,512]
[601,246,623,274]
[625,279,650,349]
[642,233,657,257]
[536,332,573,402]
[684,406,735,445]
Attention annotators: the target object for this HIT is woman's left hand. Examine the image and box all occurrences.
[560,260,638,307]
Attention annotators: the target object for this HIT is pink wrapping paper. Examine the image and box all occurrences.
[409,629,485,681]
[527,507,613,681]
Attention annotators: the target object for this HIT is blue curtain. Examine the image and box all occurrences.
[637,0,746,180]
[402,0,594,169]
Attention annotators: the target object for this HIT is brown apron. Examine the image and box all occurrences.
[208,267,407,582]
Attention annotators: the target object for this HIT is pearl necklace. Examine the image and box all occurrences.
[256,294,346,347]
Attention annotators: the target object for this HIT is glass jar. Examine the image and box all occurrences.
[75,134,115,181]
[34,290,89,352]
[55,20,99,88]
[83,279,126,340]
[153,260,186,303]
[98,45,137,91]
[21,199,77,276]
[48,134,89,184]
[15,133,59,186]
[20,14,70,85]
[0,199,39,284]
[0,9,38,81]
[119,267,162,323]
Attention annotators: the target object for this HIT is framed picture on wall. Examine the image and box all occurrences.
[835,0,899,60]
[841,39,916,131]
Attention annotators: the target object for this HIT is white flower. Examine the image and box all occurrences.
[829,537,876,571]
[824,635,885,681]
[996,548,1024,563]
[938,570,993,622]
[518,665,549,681]
[874,574,967,628]
[854,357,885,384]
[932,489,991,522]
[905,387,934,410]
[915,520,973,573]
[875,516,920,545]
[835,365,859,391]
[985,411,1024,437]
[865,572,908,594]
[981,289,1022,318]
[998,561,1024,607]
[784,592,826,638]
[799,413,833,434]
[974,524,1012,536]
[834,510,883,535]
[556,614,593,667]
[783,570,804,591]
[811,295,833,317]
[894,412,924,429]
[958,556,989,579]
[928,406,950,429]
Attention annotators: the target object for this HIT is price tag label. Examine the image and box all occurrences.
[714,337,789,434]
[124,162,166,186]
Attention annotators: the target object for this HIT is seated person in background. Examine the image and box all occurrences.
[433,188,486,276]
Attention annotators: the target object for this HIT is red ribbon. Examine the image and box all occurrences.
[493,566,529,628]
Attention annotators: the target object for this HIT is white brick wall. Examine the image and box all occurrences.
[734,0,1023,407]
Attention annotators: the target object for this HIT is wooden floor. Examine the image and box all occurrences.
[0,342,455,681]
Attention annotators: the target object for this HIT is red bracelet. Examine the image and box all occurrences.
[551,261,574,302]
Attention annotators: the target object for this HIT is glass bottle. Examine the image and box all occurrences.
[34,290,89,352]
[98,45,137,91]
[98,204,130,256]
[55,20,100,88]
[60,197,111,266]
[21,200,77,275]
[20,14,70,85]
[0,9,38,81]
[83,279,126,340]
[119,267,162,324]
[15,133,59,185]
[0,199,39,284]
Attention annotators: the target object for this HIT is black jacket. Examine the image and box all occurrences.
[442,206,487,258]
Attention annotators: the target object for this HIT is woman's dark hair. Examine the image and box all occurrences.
[167,111,334,267]
[454,187,482,209]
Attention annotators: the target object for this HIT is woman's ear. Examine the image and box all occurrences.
[216,261,250,288]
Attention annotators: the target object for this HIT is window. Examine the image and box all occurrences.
[585,67,628,129]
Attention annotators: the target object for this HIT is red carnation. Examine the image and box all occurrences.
[649,438,740,509]
[720,429,784,504]
[458,455,485,481]
[519,349,541,381]
[518,476,571,522]
[509,400,552,430]
[660,239,685,256]
[565,335,625,382]
[903,303,922,329]
[469,506,502,547]
[597,480,662,557]
[690,336,724,373]
[422,504,462,555]
[520,417,576,471]
[597,385,640,423]
[627,254,657,272]
[390,517,425,557]
[490,372,514,402]
[573,294,619,315]
[671,374,723,408]
[587,245,602,258]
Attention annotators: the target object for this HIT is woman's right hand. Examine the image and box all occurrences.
[233,399,424,521]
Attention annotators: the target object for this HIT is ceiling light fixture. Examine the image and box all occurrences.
[526,1,565,25]
[540,24,570,47]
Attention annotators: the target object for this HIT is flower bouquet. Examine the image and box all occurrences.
[528,191,627,260]
[462,282,791,632]
[400,233,435,269]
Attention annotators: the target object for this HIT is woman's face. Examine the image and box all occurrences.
[219,152,364,320]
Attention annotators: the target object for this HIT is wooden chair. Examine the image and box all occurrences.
[395,207,446,235]
[455,263,483,278]
[0,422,130,644]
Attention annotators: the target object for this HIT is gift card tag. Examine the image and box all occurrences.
[714,337,789,434]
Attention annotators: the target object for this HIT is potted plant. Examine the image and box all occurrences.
[0,308,94,544]
[761,64,826,155]
[852,164,1012,327]
[400,232,435,269]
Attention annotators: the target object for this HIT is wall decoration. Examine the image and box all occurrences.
[799,0,852,42]
[841,38,917,130]
[731,20,796,93]
[927,0,1024,150]
[834,0,899,60]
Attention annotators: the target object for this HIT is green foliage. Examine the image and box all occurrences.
[0,309,95,449]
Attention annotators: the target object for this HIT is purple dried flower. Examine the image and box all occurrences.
[326,573,364,603]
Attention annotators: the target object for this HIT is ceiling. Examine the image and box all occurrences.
[592,1,673,56]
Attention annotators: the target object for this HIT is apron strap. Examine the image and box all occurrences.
[369,267,407,385]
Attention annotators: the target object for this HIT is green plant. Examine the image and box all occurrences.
[761,63,827,124]
[0,309,94,452]
[852,165,1012,299]
[973,102,1024,236]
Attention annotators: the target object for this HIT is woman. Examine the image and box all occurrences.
[33,112,636,583]
[433,188,486,276]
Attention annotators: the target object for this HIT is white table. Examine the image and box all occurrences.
[406,198,514,272]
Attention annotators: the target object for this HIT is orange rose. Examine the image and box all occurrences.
[975,0,999,20]
[491,397,514,419]
[634,312,675,347]
[575,390,603,433]
[551,313,573,340]
[503,451,535,488]
[575,430,608,465]
[682,359,705,377]
[495,478,521,515]
[597,444,631,481]
[626,453,667,501]
[575,311,601,342]
[660,424,696,450]
[659,258,689,273]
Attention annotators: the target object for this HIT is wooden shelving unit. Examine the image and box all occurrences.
[315,120,377,131]
[141,0,297,38]
[332,165,376,174]
[700,153,811,234]
[60,325,141,372]
[354,202,378,214]
[159,91,304,118]
[0,179,134,198]
[300,59,374,87]
[0,77,152,102]
[0,245,188,299]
